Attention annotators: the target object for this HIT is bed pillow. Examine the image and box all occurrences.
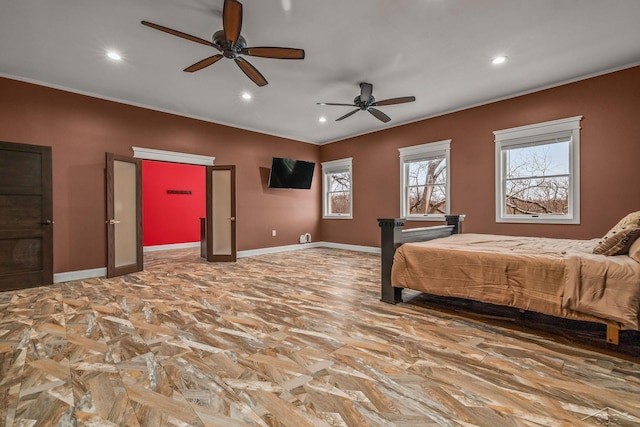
[593,224,640,256]
[629,238,640,263]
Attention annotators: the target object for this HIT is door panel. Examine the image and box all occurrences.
[0,237,42,274]
[106,153,142,277]
[206,165,236,262]
[0,141,53,290]
[0,195,42,228]
[113,160,138,268]
[212,169,232,255]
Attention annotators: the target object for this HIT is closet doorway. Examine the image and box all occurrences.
[142,160,206,257]
[106,148,236,278]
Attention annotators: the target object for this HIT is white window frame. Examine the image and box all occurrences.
[494,116,582,224]
[399,139,451,221]
[322,157,353,219]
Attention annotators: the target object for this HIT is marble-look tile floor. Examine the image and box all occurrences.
[1,248,639,426]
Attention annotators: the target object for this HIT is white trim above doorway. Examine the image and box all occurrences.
[132,147,215,166]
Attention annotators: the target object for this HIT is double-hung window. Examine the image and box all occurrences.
[399,140,451,220]
[322,158,352,219]
[494,116,582,224]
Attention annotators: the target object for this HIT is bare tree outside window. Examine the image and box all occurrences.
[328,171,350,214]
[494,116,580,224]
[323,158,352,218]
[407,157,446,214]
[504,141,569,215]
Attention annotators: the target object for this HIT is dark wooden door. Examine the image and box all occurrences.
[206,165,237,262]
[105,153,143,277]
[0,141,53,291]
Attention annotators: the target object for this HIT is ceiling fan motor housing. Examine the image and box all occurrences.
[354,95,374,109]
[212,29,247,57]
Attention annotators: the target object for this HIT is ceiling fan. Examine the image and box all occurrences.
[318,82,416,123]
[141,0,305,87]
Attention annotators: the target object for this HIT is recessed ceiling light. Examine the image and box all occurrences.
[107,51,122,61]
[319,116,327,123]
[492,55,507,65]
[242,92,252,100]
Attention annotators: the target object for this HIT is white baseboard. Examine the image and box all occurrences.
[318,242,381,254]
[54,267,107,283]
[143,242,200,252]
[237,242,380,257]
[53,242,380,283]
[237,242,324,258]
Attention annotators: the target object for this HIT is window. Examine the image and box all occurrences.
[494,116,582,224]
[322,158,352,219]
[399,140,451,220]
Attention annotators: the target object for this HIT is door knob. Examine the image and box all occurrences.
[40,219,54,225]
[229,217,236,221]
[106,219,121,225]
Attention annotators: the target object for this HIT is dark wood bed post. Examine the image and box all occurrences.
[445,215,462,234]
[378,215,462,305]
[378,218,406,304]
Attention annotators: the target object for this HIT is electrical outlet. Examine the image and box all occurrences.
[272,230,276,237]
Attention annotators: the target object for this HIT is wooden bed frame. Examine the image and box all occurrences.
[377,216,621,345]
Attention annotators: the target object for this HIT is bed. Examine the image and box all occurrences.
[378,215,640,344]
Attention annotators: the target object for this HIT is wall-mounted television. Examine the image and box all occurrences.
[268,157,315,189]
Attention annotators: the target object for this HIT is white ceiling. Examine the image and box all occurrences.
[1,0,639,145]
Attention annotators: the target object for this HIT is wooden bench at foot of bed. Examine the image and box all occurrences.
[377,216,622,345]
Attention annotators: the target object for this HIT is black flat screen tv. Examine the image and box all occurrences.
[268,157,315,189]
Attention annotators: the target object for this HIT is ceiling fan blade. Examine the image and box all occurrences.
[317,102,356,107]
[223,0,243,45]
[369,108,391,123]
[141,21,216,48]
[360,82,373,103]
[241,47,305,59]
[234,57,268,86]
[372,96,416,107]
[183,55,224,72]
[336,109,360,121]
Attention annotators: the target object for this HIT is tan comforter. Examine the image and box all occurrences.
[392,234,640,330]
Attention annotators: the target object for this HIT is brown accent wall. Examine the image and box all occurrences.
[320,66,640,247]
[0,78,320,273]
[2,66,638,273]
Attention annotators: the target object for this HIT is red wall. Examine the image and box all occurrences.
[321,66,640,247]
[142,160,205,246]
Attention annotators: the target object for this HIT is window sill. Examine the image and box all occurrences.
[323,215,353,220]
[496,215,579,225]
